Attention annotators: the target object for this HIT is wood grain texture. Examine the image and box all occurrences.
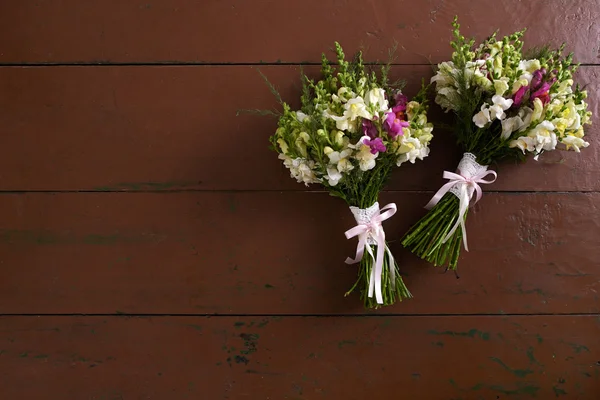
[0,315,598,399]
[0,66,598,191]
[0,192,598,315]
[0,0,599,65]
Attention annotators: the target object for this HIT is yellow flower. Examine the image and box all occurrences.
[512,78,529,94]
[277,139,289,154]
[406,101,420,120]
[494,78,510,96]
[531,98,544,122]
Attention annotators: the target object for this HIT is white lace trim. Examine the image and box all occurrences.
[349,202,380,245]
[449,153,489,200]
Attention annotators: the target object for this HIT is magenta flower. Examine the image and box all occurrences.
[394,92,408,107]
[364,137,386,154]
[531,82,552,105]
[530,68,546,90]
[383,111,409,138]
[362,119,378,139]
[512,85,529,107]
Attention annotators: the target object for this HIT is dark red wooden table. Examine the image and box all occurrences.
[0,1,598,398]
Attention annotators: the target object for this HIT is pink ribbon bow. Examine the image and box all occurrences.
[344,203,397,304]
[425,169,497,251]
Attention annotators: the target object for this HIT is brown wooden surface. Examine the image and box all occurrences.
[1,1,599,398]
[0,316,599,399]
[0,0,599,64]
[0,192,598,315]
[0,66,598,191]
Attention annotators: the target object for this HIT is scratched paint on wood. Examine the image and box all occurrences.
[0,316,598,398]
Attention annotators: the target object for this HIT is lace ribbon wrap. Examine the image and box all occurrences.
[344,202,397,304]
[425,153,497,251]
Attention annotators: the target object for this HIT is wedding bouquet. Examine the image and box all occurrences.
[266,43,434,307]
[402,18,592,270]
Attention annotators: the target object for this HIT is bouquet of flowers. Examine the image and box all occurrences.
[402,17,592,270]
[265,43,434,308]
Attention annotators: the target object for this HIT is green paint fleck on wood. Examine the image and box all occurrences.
[566,342,590,354]
[188,324,202,331]
[553,386,567,396]
[432,341,444,347]
[536,334,543,344]
[428,329,490,341]
[490,357,533,378]
[19,352,28,358]
[449,378,457,387]
[264,284,274,289]
[526,346,543,366]
[234,322,245,328]
[473,383,540,396]
[338,340,356,348]
[34,354,48,359]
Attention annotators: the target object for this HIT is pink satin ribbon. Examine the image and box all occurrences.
[425,169,497,251]
[344,203,397,304]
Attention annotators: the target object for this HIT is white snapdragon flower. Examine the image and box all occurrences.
[489,95,514,120]
[518,59,541,83]
[326,167,342,186]
[327,96,372,133]
[323,147,354,186]
[555,79,574,97]
[365,88,389,113]
[473,105,491,128]
[396,137,429,166]
[529,121,558,153]
[518,107,534,132]
[501,116,524,140]
[431,61,457,86]
[278,154,319,186]
[562,135,589,152]
[349,138,378,171]
[509,136,536,154]
[473,96,513,128]
[296,111,309,122]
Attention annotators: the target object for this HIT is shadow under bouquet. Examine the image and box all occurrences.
[402,18,592,270]
[266,43,434,308]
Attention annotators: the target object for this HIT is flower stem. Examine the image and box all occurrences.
[401,193,466,270]
[345,245,412,309]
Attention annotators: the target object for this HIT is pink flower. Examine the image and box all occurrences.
[362,119,378,139]
[383,111,409,138]
[364,137,386,154]
[530,82,552,105]
[513,85,529,107]
[394,92,408,108]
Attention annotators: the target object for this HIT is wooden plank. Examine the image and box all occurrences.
[0,315,598,398]
[0,192,598,315]
[0,1,599,65]
[0,66,597,191]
